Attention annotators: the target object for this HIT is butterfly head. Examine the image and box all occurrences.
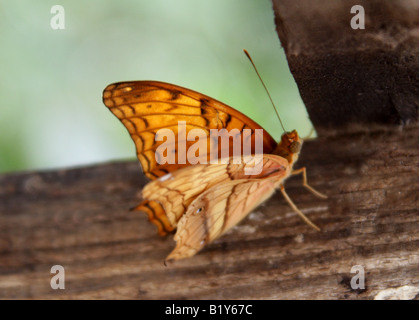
[273,129,302,166]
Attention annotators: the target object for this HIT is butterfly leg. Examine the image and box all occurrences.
[279,184,321,231]
[291,167,327,199]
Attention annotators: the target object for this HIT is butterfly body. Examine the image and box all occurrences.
[103,81,325,261]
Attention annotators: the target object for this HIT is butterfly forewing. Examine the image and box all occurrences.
[103,81,277,179]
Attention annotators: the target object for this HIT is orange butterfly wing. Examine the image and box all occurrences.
[103,81,277,180]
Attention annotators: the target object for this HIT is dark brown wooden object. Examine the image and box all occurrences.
[272,0,419,133]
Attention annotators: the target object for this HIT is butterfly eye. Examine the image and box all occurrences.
[289,141,301,153]
[196,208,203,214]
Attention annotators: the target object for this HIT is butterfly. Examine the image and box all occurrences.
[103,80,327,261]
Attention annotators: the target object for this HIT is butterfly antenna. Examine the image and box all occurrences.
[243,49,287,133]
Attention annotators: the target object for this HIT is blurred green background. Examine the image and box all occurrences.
[0,0,313,173]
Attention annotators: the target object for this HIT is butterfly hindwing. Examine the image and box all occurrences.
[166,155,290,260]
[136,154,289,238]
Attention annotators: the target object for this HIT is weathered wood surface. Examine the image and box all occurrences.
[1,126,418,299]
[272,0,419,132]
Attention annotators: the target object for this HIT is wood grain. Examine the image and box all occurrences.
[1,126,418,299]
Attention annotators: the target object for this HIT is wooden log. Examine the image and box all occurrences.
[1,126,418,299]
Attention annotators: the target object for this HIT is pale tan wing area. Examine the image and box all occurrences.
[140,154,290,236]
[166,178,281,261]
